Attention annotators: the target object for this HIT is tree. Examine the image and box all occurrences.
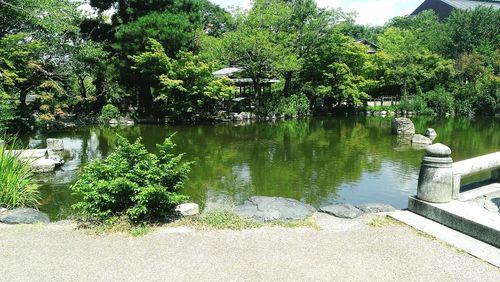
[300,32,373,108]
[131,38,235,121]
[371,27,456,97]
[216,0,300,96]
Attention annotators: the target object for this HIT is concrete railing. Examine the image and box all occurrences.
[451,152,500,199]
[416,144,500,203]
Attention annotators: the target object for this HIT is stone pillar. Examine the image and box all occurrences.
[417,143,453,203]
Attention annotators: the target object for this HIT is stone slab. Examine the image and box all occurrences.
[408,196,500,247]
[388,210,500,268]
[319,204,363,219]
[0,208,50,224]
[356,203,395,213]
[234,196,316,222]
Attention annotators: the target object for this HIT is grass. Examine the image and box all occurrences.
[78,217,153,237]
[368,215,404,228]
[0,140,40,209]
[173,210,263,230]
[172,210,321,231]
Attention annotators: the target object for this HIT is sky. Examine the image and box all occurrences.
[210,0,424,26]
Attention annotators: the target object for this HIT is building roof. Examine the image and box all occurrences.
[440,0,500,9]
[213,67,244,77]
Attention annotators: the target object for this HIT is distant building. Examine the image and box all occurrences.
[411,0,500,20]
[355,39,379,54]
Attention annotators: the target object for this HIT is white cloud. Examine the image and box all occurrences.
[211,0,422,26]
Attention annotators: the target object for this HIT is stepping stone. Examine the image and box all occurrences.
[319,204,363,219]
[0,208,50,224]
[234,196,316,222]
[356,203,396,213]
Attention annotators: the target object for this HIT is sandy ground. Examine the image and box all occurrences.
[0,213,499,282]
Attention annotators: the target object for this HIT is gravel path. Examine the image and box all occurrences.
[0,213,498,281]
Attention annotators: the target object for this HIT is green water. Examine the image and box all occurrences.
[27,116,500,220]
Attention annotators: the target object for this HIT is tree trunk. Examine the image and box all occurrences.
[92,71,106,114]
[283,71,293,97]
[138,83,153,116]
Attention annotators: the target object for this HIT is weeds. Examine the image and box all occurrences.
[0,140,40,209]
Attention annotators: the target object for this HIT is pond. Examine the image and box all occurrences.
[25,116,500,220]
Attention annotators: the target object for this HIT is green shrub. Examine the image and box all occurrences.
[0,91,15,134]
[279,92,311,117]
[100,104,121,122]
[454,85,476,116]
[398,95,434,115]
[0,140,40,208]
[423,87,454,116]
[474,76,499,116]
[71,135,191,223]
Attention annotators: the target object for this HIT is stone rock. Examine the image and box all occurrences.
[28,138,42,149]
[0,207,7,214]
[234,196,316,222]
[49,155,65,167]
[319,204,363,219]
[425,128,437,139]
[119,117,134,125]
[0,208,50,224]
[46,138,64,151]
[411,134,432,145]
[380,110,387,116]
[391,118,415,135]
[31,158,56,173]
[356,203,395,213]
[109,118,118,124]
[175,203,199,216]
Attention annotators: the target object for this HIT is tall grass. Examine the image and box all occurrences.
[0,140,40,208]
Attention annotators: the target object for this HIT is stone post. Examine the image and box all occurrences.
[417,143,453,203]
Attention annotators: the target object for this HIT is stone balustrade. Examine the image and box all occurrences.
[416,144,500,203]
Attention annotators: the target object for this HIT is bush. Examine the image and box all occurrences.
[422,87,454,116]
[0,140,40,208]
[454,85,476,116]
[474,76,499,116]
[279,92,311,117]
[398,95,434,115]
[71,135,191,223]
[100,104,121,122]
[0,92,15,134]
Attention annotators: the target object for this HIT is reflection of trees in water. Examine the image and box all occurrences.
[30,117,500,216]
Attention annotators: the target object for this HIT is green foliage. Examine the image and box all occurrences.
[398,96,434,115]
[131,38,235,121]
[422,87,454,116]
[473,76,500,116]
[100,104,121,122]
[176,210,262,230]
[0,140,40,208]
[279,92,311,117]
[71,135,192,223]
[301,32,373,107]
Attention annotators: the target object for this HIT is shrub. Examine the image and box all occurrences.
[279,92,311,117]
[71,135,191,223]
[454,85,476,116]
[398,95,434,115]
[100,104,121,122]
[423,87,454,116]
[0,140,40,208]
[474,76,499,116]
